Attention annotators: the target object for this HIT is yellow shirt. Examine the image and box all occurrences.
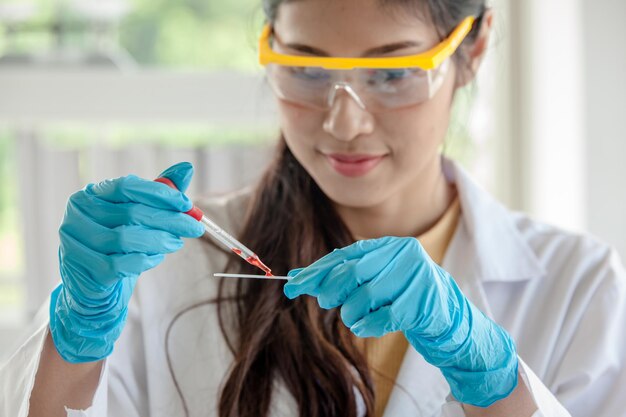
[355,197,461,417]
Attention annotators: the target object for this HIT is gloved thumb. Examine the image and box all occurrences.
[157,162,194,193]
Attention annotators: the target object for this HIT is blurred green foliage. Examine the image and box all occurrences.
[119,0,263,70]
[0,0,265,71]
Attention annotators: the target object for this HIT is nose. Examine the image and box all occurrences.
[323,84,375,142]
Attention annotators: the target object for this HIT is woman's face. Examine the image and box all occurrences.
[273,0,461,209]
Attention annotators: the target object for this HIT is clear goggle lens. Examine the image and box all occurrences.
[265,59,449,112]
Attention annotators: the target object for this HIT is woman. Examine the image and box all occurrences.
[2,0,625,416]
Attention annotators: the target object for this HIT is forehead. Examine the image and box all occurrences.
[273,0,440,56]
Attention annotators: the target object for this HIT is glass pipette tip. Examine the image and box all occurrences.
[198,215,274,276]
[154,176,273,276]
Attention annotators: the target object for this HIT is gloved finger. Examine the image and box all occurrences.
[315,260,361,308]
[287,268,305,278]
[102,226,184,255]
[343,236,398,257]
[283,255,344,298]
[338,267,400,327]
[60,272,139,317]
[156,162,195,193]
[283,260,339,299]
[65,250,164,292]
[283,237,395,299]
[283,266,330,299]
[284,260,360,299]
[67,191,205,238]
[60,233,165,289]
[395,267,465,336]
[349,305,399,338]
[283,268,305,299]
[60,222,184,255]
[86,175,192,212]
[316,240,410,309]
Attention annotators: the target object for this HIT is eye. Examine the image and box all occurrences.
[366,68,424,85]
[288,66,331,82]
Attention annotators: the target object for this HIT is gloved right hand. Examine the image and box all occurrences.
[49,162,205,363]
[284,237,518,407]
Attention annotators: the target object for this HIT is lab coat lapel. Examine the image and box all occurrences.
[383,345,450,416]
[441,157,545,283]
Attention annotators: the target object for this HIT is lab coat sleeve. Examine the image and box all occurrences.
[439,249,626,417]
[549,248,626,417]
[62,290,150,417]
[440,357,572,417]
[0,295,110,417]
[0,301,50,417]
[0,290,148,417]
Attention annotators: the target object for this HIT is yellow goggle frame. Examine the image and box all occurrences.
[258,16,476,71]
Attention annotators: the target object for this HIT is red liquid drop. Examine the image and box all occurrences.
[246,256,274,277]
[231,248,273,276]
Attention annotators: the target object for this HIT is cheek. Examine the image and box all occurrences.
[378,104,451,164]
[277,102,324,173]
[379,72,456,157]
[277,101,323,143]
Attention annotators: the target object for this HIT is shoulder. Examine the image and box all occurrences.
[194,186,255,235]
[510,211,625,298]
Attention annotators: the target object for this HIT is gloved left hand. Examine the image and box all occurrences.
[284,236,519,407]
[49,162,204,364]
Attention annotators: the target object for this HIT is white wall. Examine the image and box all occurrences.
[509,0,587,233]
[505,0,626,260]
[584,0,626,257]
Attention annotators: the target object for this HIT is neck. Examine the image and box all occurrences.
[334,156,456,240]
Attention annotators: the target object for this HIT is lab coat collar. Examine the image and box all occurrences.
[442,157,546,283]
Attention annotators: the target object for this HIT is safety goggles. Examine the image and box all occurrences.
[258,16,476,112]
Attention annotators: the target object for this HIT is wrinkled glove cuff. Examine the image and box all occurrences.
[441,339,518,407]
[407,298,519,407]
[49,284,126,363]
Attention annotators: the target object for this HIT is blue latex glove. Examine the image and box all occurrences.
[284,237,518,407]
[49,162,205,363]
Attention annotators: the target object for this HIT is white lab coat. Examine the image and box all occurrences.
[2,157,625,417]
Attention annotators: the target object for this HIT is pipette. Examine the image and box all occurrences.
[154,176,273,276]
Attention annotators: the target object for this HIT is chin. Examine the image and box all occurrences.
[315,178,390,209]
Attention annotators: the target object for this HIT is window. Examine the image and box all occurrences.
[0,132,23,327]
[0,0,516,360]
[0,0,263,71]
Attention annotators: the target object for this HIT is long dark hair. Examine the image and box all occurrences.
[167,1,487,416]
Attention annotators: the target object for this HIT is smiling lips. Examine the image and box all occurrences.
[325,153,386,177]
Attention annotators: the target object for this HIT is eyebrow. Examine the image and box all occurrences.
[282,40,423,57]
